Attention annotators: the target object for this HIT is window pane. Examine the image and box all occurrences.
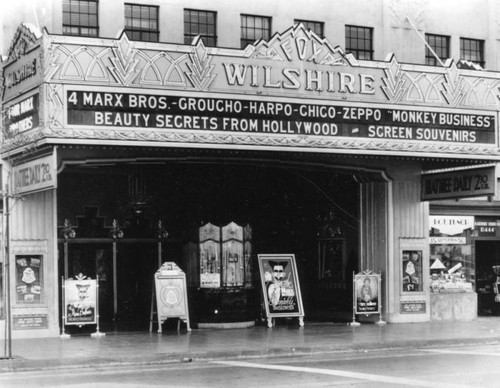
[241,15,271,48]
[184,9,217,47]
[345,25,373,60]
[124,4,159,42]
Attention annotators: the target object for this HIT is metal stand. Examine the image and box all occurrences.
[150,282,191,333]
[267,316,304,328]
[91,275,105,338]
[349,272,360,327]
[60,276,71,339]
[375,274,387,326]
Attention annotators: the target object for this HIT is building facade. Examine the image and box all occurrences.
[2,0,500,338]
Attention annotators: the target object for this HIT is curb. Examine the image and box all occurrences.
[1,336,500,373]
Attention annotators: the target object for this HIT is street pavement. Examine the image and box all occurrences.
[1,317,500,373]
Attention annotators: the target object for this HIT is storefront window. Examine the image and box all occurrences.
[429,216,474,293]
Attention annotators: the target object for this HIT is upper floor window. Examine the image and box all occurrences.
[425,34,450,66]
[63,0,98,37]
[345,25,373,60]
[124,3,159,42]
[294,19,324,38]
[460,37,485,68]
[184,9,217,47]
[241,14,271,48]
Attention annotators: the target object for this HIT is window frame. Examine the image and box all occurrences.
[425,33,450,66]
[62,0,99,37]
[345,24,374,60]
[124,3,159,43]
[460,37,485,68]
[184,8,217,47]
[294,19,324,38]
[240,14,272,49]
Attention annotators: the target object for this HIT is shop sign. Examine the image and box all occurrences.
[2,46,42,102]
[64,278,97,325]
[354,273,380,314]
[429,215,475,236]
[474,216,500,237]
[422,166,496,201]
[13,314,48,330]
[2,93,39,138]
[66,90,496,146]
[429,236,466,244]
[12,153,57,195]
[400,301,426,314]
[258,254,304,318]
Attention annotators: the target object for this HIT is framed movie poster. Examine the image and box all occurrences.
[64,278,97,325]
[354,273,380,314]
[15,255,43,304]
[402,250,423,292]
[258,254,304,327]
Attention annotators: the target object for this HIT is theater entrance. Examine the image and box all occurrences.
[58,154,363,330]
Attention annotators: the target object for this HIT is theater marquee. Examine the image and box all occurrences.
[3,24,500,159]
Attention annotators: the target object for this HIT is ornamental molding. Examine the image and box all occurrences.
[40,126,500,157]
[39,25,500,110]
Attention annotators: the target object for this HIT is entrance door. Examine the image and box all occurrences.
[115,241,159,329]
[476,240,500,316]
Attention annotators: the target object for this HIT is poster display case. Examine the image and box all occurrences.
[399,238,428,317]
[258,254,304,328]
[199,223,221,288]
[15,255,43,304]
[222,222,244,287]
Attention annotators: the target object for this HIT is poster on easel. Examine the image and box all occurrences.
[350,270,386,326]
[354,273,379,314]
[64,278,97,325]
[258,254,304,328]
[61,273,105,338]
[151,262,191,333]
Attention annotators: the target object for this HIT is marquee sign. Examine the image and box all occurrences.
[66,90,496,145]
[3,23,500,158]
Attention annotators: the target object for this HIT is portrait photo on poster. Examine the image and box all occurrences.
[258,254,304,318]
[64,279,97,325]
[355,273,379,314]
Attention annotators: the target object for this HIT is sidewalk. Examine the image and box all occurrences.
[1,318,500,373]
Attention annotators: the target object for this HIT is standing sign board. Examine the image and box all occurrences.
[258,254,304,328]
[152,262,191,333]
[61,273,104,338]
[354,273,379,314]
[351,271,385,326]
[64,278,97,325]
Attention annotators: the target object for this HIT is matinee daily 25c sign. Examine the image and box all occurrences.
[66,90,496,145]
